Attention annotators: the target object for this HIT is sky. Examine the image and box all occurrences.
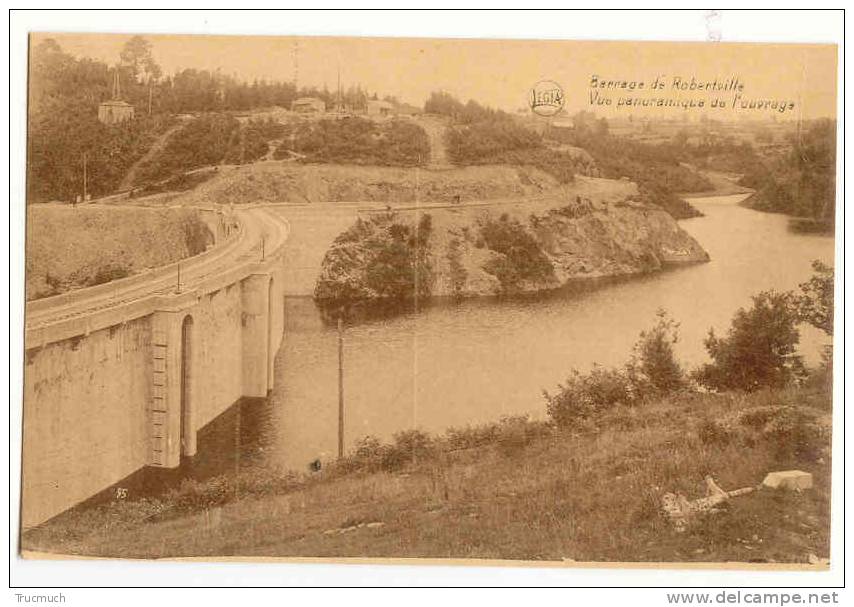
[34,32,838,120]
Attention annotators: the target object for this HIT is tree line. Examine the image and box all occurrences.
[26,36,392,202]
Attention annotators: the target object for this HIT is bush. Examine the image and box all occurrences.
[446,120,579,183]
[281,117,430,166]
[382,429,435,471]
[315,212,433,302]
[478,214,555,291]
[223,117,285,165]
[698,419,733,446]
[735,405,826,463]
[494,415,551,456]
[87,263,130,286]
[446,237,468,296]
[544,365,639,429]
[762,406,825,463]
[136,113,241,183]
[545,311,688,429]
[695,291,806,391]
[627,310,686,393]
[182,216,214,254]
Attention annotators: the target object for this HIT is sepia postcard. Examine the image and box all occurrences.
[18,28,839,572]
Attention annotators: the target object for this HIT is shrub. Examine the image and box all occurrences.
[223,117,285,164]
[282,117,429,166]
[87,263,130,286]
[363,213,433,299]
[544,311,688,429]
[182,216,214,255]
[445,424,500,451]
[315,212,433,302]
[697,419,733,446]
[763,407,826,463]
[339,435,389,473]
[627,310,686,393]
[544,365,638,429]
[339,429,436,473]
[494,415,551,457]
[381,429,435,471]
[478,214,555,291]
[136,170,215,195]
[446,237,468,295]
[735,405,826,463]
[694,291,806,391]
[447,120,542,161]
[446,120,579,183]
[136,113,241,183]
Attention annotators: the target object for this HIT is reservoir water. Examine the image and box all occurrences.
[197,194,836,476]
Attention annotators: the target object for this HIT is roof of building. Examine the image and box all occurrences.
[368,99,395,108]
[100,99,133,107]
[293,97,325,104]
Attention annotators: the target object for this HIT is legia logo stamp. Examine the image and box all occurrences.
[529,80,565,116]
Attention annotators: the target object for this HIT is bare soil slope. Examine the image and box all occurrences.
[172,161,565,207]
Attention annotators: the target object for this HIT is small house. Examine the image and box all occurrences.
[98,68,134,125]
[292,97,326,113]
[98,99,135,125]
[366,100,395,117]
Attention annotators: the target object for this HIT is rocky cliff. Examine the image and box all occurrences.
[314,193,709,302]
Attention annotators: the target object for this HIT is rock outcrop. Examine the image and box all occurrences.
[315,194,709,302]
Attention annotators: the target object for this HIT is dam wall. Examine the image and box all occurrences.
[21,209,288,528]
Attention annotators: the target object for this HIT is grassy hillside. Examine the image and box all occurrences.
[21,384,830,562]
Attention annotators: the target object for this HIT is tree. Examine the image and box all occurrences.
[120,35,161,83]
[628,310,685,393]
[695,291,805,391]
[797,260,834,336]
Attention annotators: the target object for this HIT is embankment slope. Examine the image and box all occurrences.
[169,161,566,206]
[26,206,213,301]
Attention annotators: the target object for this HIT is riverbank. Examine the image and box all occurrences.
[22,383,830,564]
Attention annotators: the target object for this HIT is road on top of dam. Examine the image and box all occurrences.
[25,207,290,336]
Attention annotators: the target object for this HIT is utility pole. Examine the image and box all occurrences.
[293,39,300,92]
[337,315,344,459]
[82,152,88,203]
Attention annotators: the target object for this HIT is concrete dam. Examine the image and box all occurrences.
[22,207,290,529]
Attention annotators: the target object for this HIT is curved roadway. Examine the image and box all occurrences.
[25,207,290,340]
